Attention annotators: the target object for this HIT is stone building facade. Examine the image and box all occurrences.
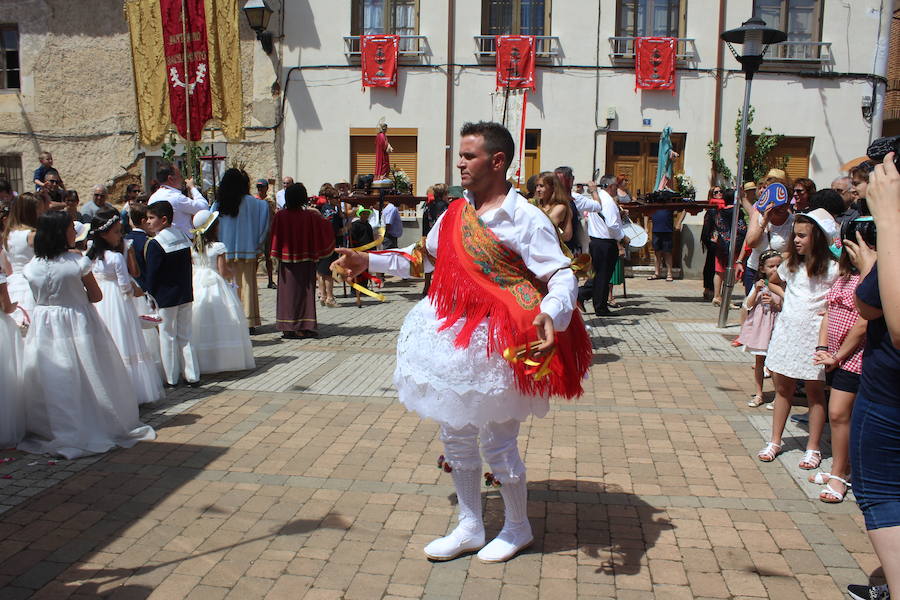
[0,0,280,204]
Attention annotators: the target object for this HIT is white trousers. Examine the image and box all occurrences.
[440,420,525,483]
[158,303,199,385]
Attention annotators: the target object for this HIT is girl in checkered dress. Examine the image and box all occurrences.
[809,248,867,503]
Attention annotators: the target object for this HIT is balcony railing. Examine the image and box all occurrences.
[474,35,560,60]
[762,41,832,65]
[608,37,697,62]
[343,35,427,58]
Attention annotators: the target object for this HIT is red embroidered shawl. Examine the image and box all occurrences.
[428,199,592,399]
[269,208,335,263]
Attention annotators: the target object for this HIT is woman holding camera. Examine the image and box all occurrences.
[844,152,900,600]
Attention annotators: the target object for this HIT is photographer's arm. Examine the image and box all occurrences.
[866,152,900,347]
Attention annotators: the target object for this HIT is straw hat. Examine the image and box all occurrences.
[191,209,219,235]
[764,168,787,181]
[73,221,90,243]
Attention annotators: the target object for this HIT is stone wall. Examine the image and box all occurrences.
[0,0,280,206]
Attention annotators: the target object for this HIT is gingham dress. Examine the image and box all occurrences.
[826,274,864,374]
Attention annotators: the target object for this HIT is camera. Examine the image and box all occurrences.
[841,216,876,249]
[866,135,900,170]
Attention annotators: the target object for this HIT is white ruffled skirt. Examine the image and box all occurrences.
[94,278,164,405]
[0,311,24,448]
[18,303,156,459]
[192,266,255,374]
[394,299,549,430]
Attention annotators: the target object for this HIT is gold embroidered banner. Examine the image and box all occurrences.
[125,0,243,145]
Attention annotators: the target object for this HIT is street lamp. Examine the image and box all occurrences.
[716,16,786,328]
[243,0,274,54]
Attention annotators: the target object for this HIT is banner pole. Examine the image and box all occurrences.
[181,0,192,144]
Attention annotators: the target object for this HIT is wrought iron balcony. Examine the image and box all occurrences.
[343,35,427,58]
[762,41,832,64]
[608,37,698,62]
[473,36,560,60]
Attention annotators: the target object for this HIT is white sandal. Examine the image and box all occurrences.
[808,472,831,485]
[798,449,822,470]
[757,442,782,462]
[820,476,851,504]
[748,394,764,407]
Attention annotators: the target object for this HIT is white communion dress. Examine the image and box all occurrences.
[5,229,36,325]
[191,242,255,374]
[0,272,25,448]
[369,188,579,430]
[18,252,156,459]
[92,250,164,405]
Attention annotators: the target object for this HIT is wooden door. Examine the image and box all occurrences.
[520,129,541,193]
[606,131,687,265]
[605,132,685,196]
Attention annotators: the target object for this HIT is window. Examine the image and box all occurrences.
[1,25,20,90]
[749,136,812,180]
[482,0,549,36]
[0,155,23,194]
[350,129,418,195]
[754,0,822,45]
[351,0,418,51]
[617,0,683,38]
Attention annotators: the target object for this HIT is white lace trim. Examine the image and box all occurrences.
[394,300,549,429]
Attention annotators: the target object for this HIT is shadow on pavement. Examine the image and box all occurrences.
[0,442,244,597]
[448,479,672,576]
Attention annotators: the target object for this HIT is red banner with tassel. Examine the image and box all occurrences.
[496,35,536,90]
[635,37,676,91]
[361,35,399,89]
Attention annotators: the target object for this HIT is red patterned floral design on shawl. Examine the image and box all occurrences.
[428,199,592,399]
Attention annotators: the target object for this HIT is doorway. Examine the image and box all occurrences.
[605,131,686,197]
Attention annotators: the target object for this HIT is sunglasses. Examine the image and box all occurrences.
[94,194,106,198]
[712,190,723,195]
[792,189,806,195]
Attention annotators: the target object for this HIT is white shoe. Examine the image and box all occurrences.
[424,523,485,561]
[477,520,533,563]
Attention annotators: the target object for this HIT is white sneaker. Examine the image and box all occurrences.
[477,520,533,563]
[424,524,485,561]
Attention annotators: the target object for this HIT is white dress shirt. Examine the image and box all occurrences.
[148,185,208,237]
[275,188,286,210]
[369,185,577,331]
[585,189,624,241]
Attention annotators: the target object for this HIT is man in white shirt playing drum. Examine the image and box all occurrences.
[148,163,208,237]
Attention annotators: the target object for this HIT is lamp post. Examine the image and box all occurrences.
[242,0,274,54]
[716,17,786,328]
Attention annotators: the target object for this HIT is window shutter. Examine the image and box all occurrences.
[771,137,812,181]
[350,135,418,194]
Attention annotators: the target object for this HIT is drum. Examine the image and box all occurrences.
[622,217,648,249]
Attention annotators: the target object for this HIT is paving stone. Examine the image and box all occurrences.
[0,278,873,599]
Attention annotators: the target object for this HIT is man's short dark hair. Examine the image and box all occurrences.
[808,189,844,218]
[460,121,515,170]
[156,163,176,184]
[147,200,173,222]
[130,203,149,226]
[554,166,574,181]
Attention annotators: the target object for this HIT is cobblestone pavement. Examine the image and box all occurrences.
[0,277,880,599]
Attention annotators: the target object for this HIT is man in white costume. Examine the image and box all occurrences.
[335,122,590,563]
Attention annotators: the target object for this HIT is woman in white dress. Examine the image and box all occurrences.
[88,209,164,405]
[760,209,841,469]
[0,270,24,448]
[18,211,156,459]
[2,192,42,324]
[190,210,255,374]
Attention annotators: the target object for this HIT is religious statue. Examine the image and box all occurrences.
[374,117,393,182]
